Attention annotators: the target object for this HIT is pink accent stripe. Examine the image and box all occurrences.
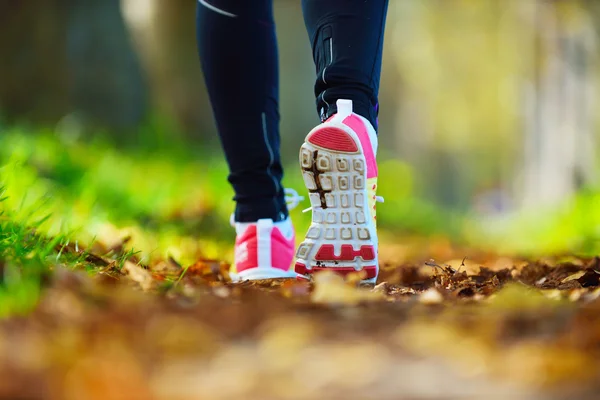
[314,244,376,261]
[295,262,308,275]
[235,225,294,272]
[307,127,358,152]
[270,228,295,271]
[342,115,378,178]
[235,226,257,273]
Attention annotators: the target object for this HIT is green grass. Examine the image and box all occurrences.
[0,126,238,262]
[0,188,80,316]
[467,189,600,257]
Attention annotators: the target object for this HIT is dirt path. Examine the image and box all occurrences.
[1,245,600,400]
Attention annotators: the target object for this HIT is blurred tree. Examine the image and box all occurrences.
[0,0,69,123]
[520,0,598,208]
[389,0,599,211]
[122,0,215,142]
[0,0,147,132]
[390,0,516,209]
[66,0,147,131]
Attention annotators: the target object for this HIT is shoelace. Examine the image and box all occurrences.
[284,188,304,211]
[301,195,384,213]
[229,188,305,227]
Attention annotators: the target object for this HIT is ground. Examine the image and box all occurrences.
[3,243,600,399]
[0,130,599,399]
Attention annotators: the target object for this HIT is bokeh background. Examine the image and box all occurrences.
[1,0,600,261]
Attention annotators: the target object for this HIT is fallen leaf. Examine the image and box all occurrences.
[311,271,385,305]
[561,271,585,284]
[418,288,443,304]
[372,282,389,295]
[280,280,311,298]
[577,269,600,288]
[122,261,154,291]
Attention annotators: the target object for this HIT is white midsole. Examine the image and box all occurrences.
[230,267,302,282]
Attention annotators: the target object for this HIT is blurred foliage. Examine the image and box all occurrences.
[469,188,600,257]
[2,0,600,214]
[0,127,229,264]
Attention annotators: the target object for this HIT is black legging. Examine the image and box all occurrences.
[196,0,388,222]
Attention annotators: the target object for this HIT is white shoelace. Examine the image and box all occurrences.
[284,188,304,211]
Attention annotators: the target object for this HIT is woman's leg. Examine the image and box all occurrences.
[296,0,389,283]
[302,0,388,130]
[196,0,286,223]
[197,0,297,281]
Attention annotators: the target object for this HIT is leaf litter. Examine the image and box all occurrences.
[2,239,600,399]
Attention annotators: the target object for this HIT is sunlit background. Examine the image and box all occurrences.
[3,3,600,398]
[1,0,600,261]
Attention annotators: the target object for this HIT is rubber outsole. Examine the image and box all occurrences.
[295,121,379,284]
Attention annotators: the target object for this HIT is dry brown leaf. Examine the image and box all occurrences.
[280,280,311,298]
[61,342,152,400]
[418,288,443,304]
[443,258,481,274]
[311,271,385,305]
[561,271,586,283]
[122,261,154,291]
[502,342,595,386]
[372,282,389,295]
[8,235,600,399]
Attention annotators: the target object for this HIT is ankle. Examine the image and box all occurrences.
[234,201,288,223]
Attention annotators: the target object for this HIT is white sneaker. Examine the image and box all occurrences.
[229,189,304,282]
[295,99,382,284]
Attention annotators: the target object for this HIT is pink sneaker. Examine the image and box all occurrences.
[295,99,382,284]
[229,190,304,282]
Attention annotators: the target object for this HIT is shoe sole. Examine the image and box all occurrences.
[295,122,379,284]
[230,267,301,282]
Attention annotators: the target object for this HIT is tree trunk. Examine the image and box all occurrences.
[65,0,147,132]
[0,0,147,133]
[0,0,69,124]
[520,0,597,209]
[122,0,215,142]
